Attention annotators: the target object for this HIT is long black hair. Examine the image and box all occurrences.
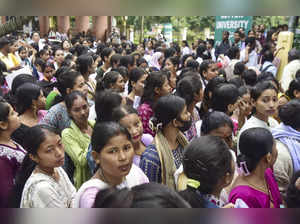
[10,125,59,207]
[179,135,233,207]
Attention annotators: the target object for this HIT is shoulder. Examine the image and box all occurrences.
[0,145,26,164]
[142,144,159,159]
[127,164,149,184]
[141,134,154,146]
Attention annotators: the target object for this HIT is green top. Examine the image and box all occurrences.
[45,91,60,110]
[62,120,95,189]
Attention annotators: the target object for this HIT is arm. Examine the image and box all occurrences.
[62,130,89,168]
[139,146,162,183]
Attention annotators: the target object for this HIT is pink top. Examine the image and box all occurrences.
[138,103,155,137]
[229,168,282,208]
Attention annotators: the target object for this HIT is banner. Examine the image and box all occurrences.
[163,23,173,43]
[214,16,253,47]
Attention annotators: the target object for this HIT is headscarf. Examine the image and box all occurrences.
[149,52,163,71]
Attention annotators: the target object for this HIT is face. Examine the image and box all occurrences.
[19,49,28,60]
[222,32,229,41]
[41,51,50,62]
[203,63,218,81]
[106,50,115,64]
[54,50,65,64]
[234,33,240,42]
[44,66,55,80]
[119,113,143,144]
[63,41,70,50]
[164,59,177,73]
[32,33,40,43]
[82,40,89,47]
[157,78,171,97]
[178,105,191,122]
[248,31,255,38]
[71,75,89,97]
[134,74,147,96]
[168,72,177,90]
[241,93,253,116]
[5,104,21,132]
[94,134,134,182]
[158,56,165,66]
[112,75,125,93]
[209,124,233,149]
[254,89,278,118]
[32,132,65,169]
[69,96,89,126]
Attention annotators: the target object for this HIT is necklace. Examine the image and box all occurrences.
[97,168,125,186]
[36,166,59,182]
[245,179,274,207]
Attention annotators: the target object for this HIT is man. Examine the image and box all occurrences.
[232,30,242,49]
[215,31,231,59]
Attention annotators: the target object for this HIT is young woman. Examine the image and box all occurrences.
[37,61,56,97]
[179,136,234,208]
[18,46,31,68]
[176,75,203,141]
[11,83,46,146]
[74,122,149,208]
[138,71,171,137]
[61,91,94,189]
[229,127,281,208]
[272,99,300,195]
[53,48,65,70]
[164,56,179,90]
[112,105,153,166]
[237,81,278,152]
[14,125,76,208]
[199,60,219,87]
[96,47,115,80]
[149,52,164,71]
[41,69,89,134]
[0,97,25,207]
[140,95,191,190]
[127,67,148,108]
[96,71,125,93]
[286,78,300,100]
[76,54,97,101]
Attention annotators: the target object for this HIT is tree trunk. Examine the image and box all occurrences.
[140,16,144,43]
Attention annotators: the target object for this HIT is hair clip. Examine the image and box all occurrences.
[239,161,250,176]
[187,178,201,189]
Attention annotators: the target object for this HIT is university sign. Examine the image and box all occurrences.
[214,16,253,46]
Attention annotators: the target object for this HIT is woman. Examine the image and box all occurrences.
[127,67,148,108]
[0,97,25,207]
[11,83,46,146]
[41,69,88,134]
[238,81,278,152]
[138,71,171,136]
[61,91,94,189]
[176,75,203,141]
[96,71,125,93]
[286,78,300,100]
[164,56,179,90]
[179,136,234,208]
[74,122,149,208]
[12,125,76,208]
[149,52,164,71]
[272,99,300,195]
[229,127,281,208]
[112,105,153,166]
[53,48,65,70]
[140,95,191,189]
[76,54,97,101]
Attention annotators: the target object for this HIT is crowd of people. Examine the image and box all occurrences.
[0,22,300,208]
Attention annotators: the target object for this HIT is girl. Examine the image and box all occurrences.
[127,67,148,108]
[96,71,125,93]
[238,81,278,151]
[0,97,25,207]
[138,71,171,136]
[140,95,191,190]
[164,56,179,90]
[149,52,164,71]
[53,48,65,70]
[112,105,153,166]
[179,136,234,208]
[74,122,149,208]
[11,83,46,146]
[176,75,203,141]
[18,46,31,68]
[14,125,76,208]
[37,61,56,97]
[229,128,281,208]
[41,69,89,134]
[76,54,97,102]
[286,78,300,100]
[62,91,94,189]
[199,60,219,88]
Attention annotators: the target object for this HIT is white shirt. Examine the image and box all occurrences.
[261,61,277,77]
[240,49,259,68]
[280,59,300,92]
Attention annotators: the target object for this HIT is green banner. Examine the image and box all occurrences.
[214,16,253,47]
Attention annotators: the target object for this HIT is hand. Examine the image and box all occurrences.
[238,99,248,117]
[222,203,235,208]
